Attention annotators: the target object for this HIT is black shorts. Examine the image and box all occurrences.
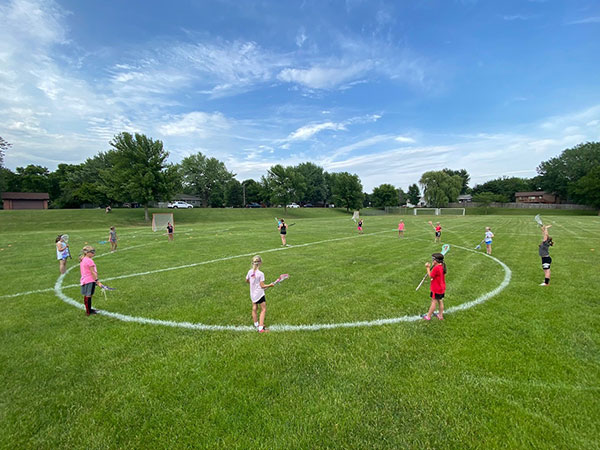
[81,282,96,296]
[541,256,552,270]
[435,232,441,237]
[280,231,286,235]
[430,292,445,300]
[254,296,266,305]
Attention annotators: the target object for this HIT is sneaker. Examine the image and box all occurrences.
[539,282,547,286]
[422,314,431,321]
[258,328,270,333]
[89,309,98,315]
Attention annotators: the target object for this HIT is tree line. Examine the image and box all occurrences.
[1,134,599,216]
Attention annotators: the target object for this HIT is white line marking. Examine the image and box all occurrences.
[53,238,512,332]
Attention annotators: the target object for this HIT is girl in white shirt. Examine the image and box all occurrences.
[484,227,494,255]
[245,255,275,333]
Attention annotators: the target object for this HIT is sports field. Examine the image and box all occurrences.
[1,208,599,448]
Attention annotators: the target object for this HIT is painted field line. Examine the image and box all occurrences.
[54,239,512,333]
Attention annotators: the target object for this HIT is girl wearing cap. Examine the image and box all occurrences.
[245,255,275,333]
[278,219,287,246]
[79,246,105,316]
[484,227,494,255]
[539,225,554,286]
[55,235,70,274]
[422,252,447,321]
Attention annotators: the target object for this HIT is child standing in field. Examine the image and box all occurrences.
[539,225,554,286]
[429,221,442,243]
[358,219,364,234]
[79,246,105,316]
[398,220,405,237]
[422,252,446,321]
[55,235,70,274]
[245,255,275,333]
[167,222,174,241]
[484,227,494,255]
[278,219,287,246]
[109,226,118,252]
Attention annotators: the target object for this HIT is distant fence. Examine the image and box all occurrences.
[448,202,595,210]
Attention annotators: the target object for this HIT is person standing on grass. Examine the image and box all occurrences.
[79,246,105,316]
[539,225,554,286]
[245,255,275,333]
[484,227,494,255]
[358,218,364,234]
[398,220,405,237]
[55,235,70,274]
[167,222,174,241]
[422,252,446,321]
[278,218,287,246]
[429,221,442,243]
[109,226,118,252]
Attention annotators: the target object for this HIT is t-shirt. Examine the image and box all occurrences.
[430,264,446,295]
[539,240,551,257]
[398,223,405,231]
[246,268,265,303]
[167,224,173,234]
[80,257,97,285]
[485,231,493,243]
[109,230,117,242]
[56,242,69,260]
[435,225,442,233]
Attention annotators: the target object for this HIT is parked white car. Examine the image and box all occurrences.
[286,202,300,208]
[168,201,194,209]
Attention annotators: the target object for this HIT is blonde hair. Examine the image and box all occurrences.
[79,245,96,262]
[251,255,262,270]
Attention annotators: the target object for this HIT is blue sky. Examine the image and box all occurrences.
[1,0,599,191]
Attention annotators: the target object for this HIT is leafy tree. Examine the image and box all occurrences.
[419,171,462,207]
[295,162,328,205]
[471,176,533,202]
[537,141,600,202]
[0,167,20,192]
[224,179,243,207]
[0,136,11,167]
[108,132,179,221]
[397,188,406,206]
[15,165,51,193]
[179,152,234,207]
[264,165,306,210]
[330,172,363,212]
[371,184,398,208]
[407,184,420,205]
[568,166,600,209]
[442,168,471,194]
[472,192,506,214]
[362,192,371,208]
[242,179,261,205]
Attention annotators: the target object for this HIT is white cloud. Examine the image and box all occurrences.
[278,64,371,90]
[158,112,231,137]
[567,16,600,25]
[288,122,346,140]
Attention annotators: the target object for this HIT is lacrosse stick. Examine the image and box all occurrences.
[288,223,296,227]
[98,240,108,244]
[100,284,115,301]
[534,214,543,227]
[61,234,72,259]
[272,274,289,286]
[416,244,450,290]
[474,239,484,250]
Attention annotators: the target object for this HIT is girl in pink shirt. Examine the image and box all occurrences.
[398,220,405,237]
[79,246,106,316]
[245,255,275,333]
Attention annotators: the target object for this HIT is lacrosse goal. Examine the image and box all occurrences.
[152,213,174,232]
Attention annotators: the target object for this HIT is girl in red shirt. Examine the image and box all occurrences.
[422,252,446,321]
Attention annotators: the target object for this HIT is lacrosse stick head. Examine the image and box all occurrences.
[273,273,289,285]
[61,234,69,243]
[475,244,481,250]
[441,244,450,255]
[534,214,543,226]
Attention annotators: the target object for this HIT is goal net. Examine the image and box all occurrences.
[413,208,439,216]
[438,208,466,216]
[352,211,360,222]
[384,206,411,215]
[152,213,174,232]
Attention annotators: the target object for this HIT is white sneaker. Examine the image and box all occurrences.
[539,282,547,286]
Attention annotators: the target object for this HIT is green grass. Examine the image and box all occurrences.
[1,208,599,449]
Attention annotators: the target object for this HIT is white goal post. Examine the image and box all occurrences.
[413,208,466,216]
[152,213,174,232]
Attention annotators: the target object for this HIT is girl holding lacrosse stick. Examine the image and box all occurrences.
[484,227,494,255]
[539,224,554,286]
[245,255,275,333]
[278,219,287,246]
[422,252,447,321]
[398,220,405,237]
[357,219,364,234]
[55,235,70,274]
[167,222,174,242]
[108,226,118,252]
[429,221,442,243]
[79,245,107,316]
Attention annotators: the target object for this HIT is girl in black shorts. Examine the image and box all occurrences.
[278,219,287,246]
[539,225,553,286]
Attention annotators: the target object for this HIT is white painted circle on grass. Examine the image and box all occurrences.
[54,238,511,332]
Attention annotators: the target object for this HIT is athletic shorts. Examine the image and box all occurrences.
[435,232,441,237]
[253,296,266,305]
[358,227,362,231]
[430,292,445,300]
[485,240,492,245]
[57,255,68,261]
[81,282,96,296]
[280,231,286,235]
[541,256,552,270]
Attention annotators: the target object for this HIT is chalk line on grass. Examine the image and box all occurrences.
[53,235,512,332]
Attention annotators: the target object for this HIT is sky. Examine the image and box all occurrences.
[1,0,599,191]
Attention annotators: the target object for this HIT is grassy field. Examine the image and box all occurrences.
[1,208,599,449]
